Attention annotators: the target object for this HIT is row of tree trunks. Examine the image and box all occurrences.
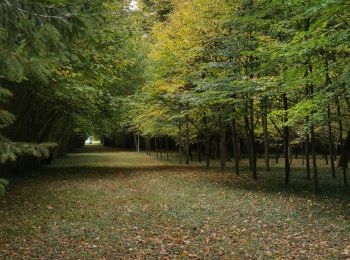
[146,99,348,188]
[144,136,169,160]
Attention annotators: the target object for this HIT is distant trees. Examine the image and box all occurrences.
[127,0,350,188]
[0,0,146,169]
[1,0,350,193]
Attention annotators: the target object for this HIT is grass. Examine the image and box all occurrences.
[1,145,350,258]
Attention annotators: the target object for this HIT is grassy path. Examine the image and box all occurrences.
[1,145,350,258]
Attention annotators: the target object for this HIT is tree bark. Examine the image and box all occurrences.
[311,125,319,191]
[205,135,210,169]
[145,137,149,155]
[185,122,190,165]
[133,131,138,152]
[304,71,311,180]
[289,144,293,167]
[245,125,252,171]
[165,136,169,160]
[138,133,140,152]
[307,58,318,191]
[155,137,159,159]
[336,98,348,186]
[341,131,349,187]
[245,97,257,179]
[262,97,270,172]
[178,124,183,164]
[325,57,336,177]
[159,137,163,159]
[212,141,218,160]
[219,113,226,172]
[232,118,240,175]
[250,97,256,178]
[197,142,202,162]
[283,93,290,185]
[305,134,311,180]
[300,143,305,166]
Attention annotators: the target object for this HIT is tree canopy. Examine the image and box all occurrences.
[1,0,350,191]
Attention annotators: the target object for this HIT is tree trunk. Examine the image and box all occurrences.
[324,152,329,165]
[232,118,240,175]
[311,125,319,191]
[178,124,183,164]
[283,93,290,185]
[155,137,159,159]
[189,146,193,161]
[341,131,349,187]
[262,97,270,172]
[289,144,293,166]
[301,143,305,166]
[307,59,318,191]
[237,134,241,161]
[336,98,348,186]
[309,83,319,191]
[145,137,149,155]
[219,113,226,172]
[325,58,336,177]
[133,131,138,152]
[327,105,335,178]
[35,111,60,142]
[149,137,152,155]
[205,133,210,169]
[159,137,163,159]
[245,97,257,179]
[305,135,311,180]
[137,133,140,152]
[245,126,252,171]
[165,136,169,160]
[185,122,190,165]
[212,141,218,160]
[197,142,202,162]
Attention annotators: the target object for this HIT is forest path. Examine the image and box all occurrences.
[0,145,350,258]
[52,144,170,168]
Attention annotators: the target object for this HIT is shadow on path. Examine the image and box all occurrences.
[4,145,350,206]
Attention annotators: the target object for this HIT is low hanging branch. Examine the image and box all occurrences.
[1,0,78,24]
[269,118,284,139]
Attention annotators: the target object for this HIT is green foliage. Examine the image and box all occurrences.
[0,178,9,196]
[0,140,18,163]
[0,0,148,162]
[1,0,350,186]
